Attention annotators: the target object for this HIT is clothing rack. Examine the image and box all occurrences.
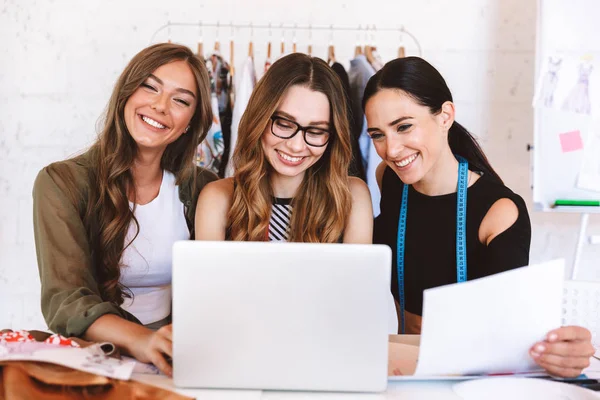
[150,22,422,57]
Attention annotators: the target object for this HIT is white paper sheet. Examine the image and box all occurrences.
[123,356,162,375]
[414,259,565,376]
[0,342,135,380]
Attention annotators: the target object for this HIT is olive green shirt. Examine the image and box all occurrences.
[32,150,217,337]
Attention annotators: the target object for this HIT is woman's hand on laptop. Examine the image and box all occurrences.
[529,326,595,377]
[131,324,173,376]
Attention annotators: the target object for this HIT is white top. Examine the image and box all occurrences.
[120,170,189,325]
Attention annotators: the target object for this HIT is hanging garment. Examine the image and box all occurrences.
[264,42,273,74]
[206,53,233,117]
[348,54,382,216]
[196,93,223,173]
[348,55,375,168]
[330,62,366,181]
[203,53,233,176]
[225,56,257,177]
[370,49,385,71]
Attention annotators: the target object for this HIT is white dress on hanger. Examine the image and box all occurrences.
[225,56,256,177]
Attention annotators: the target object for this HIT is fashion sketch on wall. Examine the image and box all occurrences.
[540,56,562,107]
[562,62,593,115]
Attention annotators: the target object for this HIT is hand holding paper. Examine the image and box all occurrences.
[414,259,565,376]
[530,325,595,377]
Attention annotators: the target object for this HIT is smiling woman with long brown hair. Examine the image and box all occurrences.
[194,53,372,244]
[32,43,217,375]
[194,53,398,333]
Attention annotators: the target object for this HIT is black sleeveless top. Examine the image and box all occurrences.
[374,166,531,316]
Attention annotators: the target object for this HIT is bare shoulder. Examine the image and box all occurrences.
[197,178,234,212]
[344,177,373,244]
[348,177,372,208]
[479,197,519,245]
[202,177,233,199]
[195,178,234,240]
[348,176,370,199]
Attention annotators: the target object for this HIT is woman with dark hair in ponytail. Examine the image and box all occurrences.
[363,57,594,378]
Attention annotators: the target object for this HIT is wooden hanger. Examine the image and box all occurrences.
[214,21,221,54]
[397,28,406,58]
[398,45,406,58]
[196,22,203,58]
[328,44,336,64]
[354,44,363,57]
[292,25,297,53]
[307,24,313,56]
[229,23,234,76]
[280,25,285,55]
[365,44,375,65]
[230,39,235,76]
[265,41,272,72]
[364,26,376,65]
[327,26,335,64]
[248,23,254,59]
[354,25,362,57]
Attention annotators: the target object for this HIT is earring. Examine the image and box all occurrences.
[184,125,190,133]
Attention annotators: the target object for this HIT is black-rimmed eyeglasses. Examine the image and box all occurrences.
[269,115,331,147]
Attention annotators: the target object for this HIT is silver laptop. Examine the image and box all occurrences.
[172,241,391,392]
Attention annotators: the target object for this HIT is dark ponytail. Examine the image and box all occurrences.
[362,57,503,184]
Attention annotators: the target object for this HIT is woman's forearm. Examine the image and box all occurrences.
[83,314,151,357]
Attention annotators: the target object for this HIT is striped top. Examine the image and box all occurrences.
[268,197,292,241]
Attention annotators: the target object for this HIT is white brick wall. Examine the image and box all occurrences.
[1,0,598,330]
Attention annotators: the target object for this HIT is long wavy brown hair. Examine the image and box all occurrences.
[50,43,212,305]
[229,53,353,242]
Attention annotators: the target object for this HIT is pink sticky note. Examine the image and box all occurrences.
[559,130,584,153]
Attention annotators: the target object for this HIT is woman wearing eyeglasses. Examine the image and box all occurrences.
[194,53,397,332]
[194,52,373,244]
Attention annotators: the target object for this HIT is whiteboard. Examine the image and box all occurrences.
[532,0,600,211]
